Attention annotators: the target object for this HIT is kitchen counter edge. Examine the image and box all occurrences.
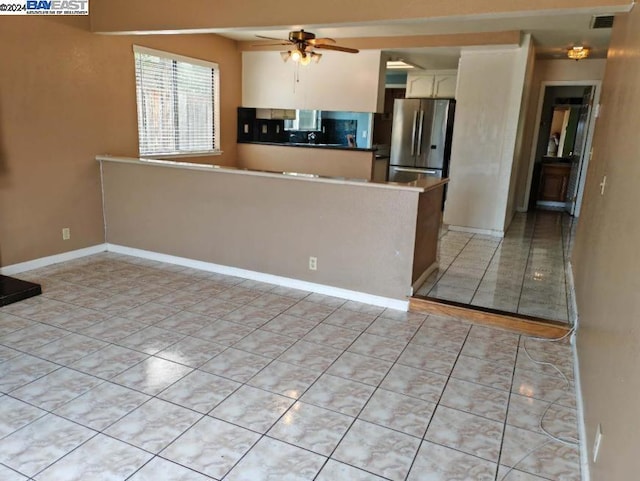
[96,155,448,193]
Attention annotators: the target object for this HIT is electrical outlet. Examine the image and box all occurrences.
[362,131,367,138]
[62,228,70,240]
[308,256,317,271]
[593,424,603,463]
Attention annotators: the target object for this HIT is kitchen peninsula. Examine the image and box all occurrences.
[98,156,446,309]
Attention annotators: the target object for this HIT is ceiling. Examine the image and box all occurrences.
[220,7,625,69]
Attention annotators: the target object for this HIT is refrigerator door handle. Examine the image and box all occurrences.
[416,110,425,156]
[410,111,418,156]
[393,167,438,175]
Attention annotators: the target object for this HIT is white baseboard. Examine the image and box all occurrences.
[107,244,409,311]
[0,244,107,276]
[566,261,579,329]
[572,333,590,481]
[447,225,505,238]
[411,262,438,295]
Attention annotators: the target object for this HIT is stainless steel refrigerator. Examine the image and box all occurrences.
[388,98,456,183]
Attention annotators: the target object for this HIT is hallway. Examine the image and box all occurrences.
[416,211,575,323]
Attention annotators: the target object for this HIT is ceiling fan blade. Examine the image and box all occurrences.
[251,42,293,47]
[314,44,359,54]
[255,34,290,41]
[308,37,336,45]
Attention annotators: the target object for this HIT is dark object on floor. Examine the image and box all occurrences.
[0,275,42,306]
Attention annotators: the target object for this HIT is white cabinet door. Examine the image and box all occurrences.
[406,74,435,98]
[434,74,457,98]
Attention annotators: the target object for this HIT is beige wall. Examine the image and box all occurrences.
[101,160,420,300]
[237,144,375,180]
[0,17,241,267]
[572,9,640,480]
[513,59,607,210]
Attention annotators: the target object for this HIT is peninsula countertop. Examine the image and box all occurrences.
[96,155,449,194]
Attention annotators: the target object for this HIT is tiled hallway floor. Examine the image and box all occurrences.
[1,254,580,480]
[416,211,575,323]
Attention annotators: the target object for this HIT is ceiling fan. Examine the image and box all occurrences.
[254,30,359,65]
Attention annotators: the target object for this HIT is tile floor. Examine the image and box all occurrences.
[416,211,575,323]
[1,253,580,480]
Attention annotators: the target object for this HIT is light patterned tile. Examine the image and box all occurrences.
[119,302,182,324]
[155,336,226,368]
[34,434,151,481]
[500,425,580,481]
[11,368,103,411]
[0,397,47,438]
[425,405,503,462]
[249,293,299,312]
[117,326,185,355]
[301,374,375,417]
[341,301,385,316]
[0,313,35,336]
[247,361,320,399]
[461,337,518,365]
[380,364,447,403]
[54,382,150,430]
[512,370,575,407]
[224,437,326,481]
[186,298,242,318]
[451,355,514,391]
[316,460,387,481]
[396,342,458,376]
[233,329,296,358]
[160,417,259,480]
[327,351,392,386]
[192,320,254,346]
[268,401,353,456]
[70,345,148,379]
[506,394,578,441]
[210,385,294,433]
[411,325,467,352]
[128,456,213,481]
[365,316,422,341]
[79,317,147,342]
[284,301,335,322]
[440,378,510,422]
[111,357,192,395]
[277,341,343,372]
[154,311,214,335]
[0,345,21,363]
[323,309,377,332]
[261,314,319,338]
[359,388,435,437]
[221,305,282,328]
[305,293,346,308]
[0,464,28,481]
[105,398,200,453]
[0,324,69,352]
[407,441,496,481]
[200,348,271,382]
[159,370,240,413]
[302,323,360,350]
[333,420,420,481]
[347,333,407,362]
[0,414,94,477]
[30,333,107,365]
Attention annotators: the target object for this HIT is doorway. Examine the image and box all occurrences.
[523,81,601,217]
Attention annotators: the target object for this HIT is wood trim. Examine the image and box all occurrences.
[410,297,570,338]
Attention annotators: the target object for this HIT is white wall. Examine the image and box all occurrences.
[444,42,532,236]
[242,50,385,112]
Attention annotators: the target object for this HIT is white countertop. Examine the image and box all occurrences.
[97,155,449,193]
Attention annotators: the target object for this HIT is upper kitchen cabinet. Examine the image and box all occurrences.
[406,70,458,99]
[242,50,386,112]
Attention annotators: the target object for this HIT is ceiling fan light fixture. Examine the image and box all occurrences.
[567,46,590,61]
[312,52,322,63]
[280,51,291,62]
[290,48,303,63]
[299,53,312,66]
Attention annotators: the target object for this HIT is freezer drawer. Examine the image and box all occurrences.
[388,166,442,183]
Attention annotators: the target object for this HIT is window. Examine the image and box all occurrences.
[284,110,321,131]
[134,46,220,156]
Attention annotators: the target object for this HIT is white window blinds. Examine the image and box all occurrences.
[134,46,220,156]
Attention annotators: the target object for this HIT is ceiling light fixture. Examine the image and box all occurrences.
[567,46,590,61]
[281,49,322,65]
[386,59,423,70]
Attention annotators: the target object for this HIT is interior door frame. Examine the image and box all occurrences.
[521,80,601,217]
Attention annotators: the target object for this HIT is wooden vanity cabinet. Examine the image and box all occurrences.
[538,163,571,202]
